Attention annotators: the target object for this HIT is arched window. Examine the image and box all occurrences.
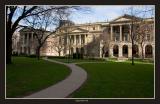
[133,45,139,57]
[123,45,128,57]
[113,45,118,57]
[145,45,152,58]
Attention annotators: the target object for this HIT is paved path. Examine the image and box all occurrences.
[24,58,87,98]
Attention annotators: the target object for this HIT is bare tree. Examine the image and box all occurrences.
[6,5,89,63]
[124,6,154,65]
[100,26,111,58]
[135,6,154,60]
[52,36,64,56]
[6,5,90,61]
[6,6,38,64]
[136,18,153,60]
[6,6,64,63]
[24,7,69,60]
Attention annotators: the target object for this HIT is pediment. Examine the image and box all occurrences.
[71,28,88,33]
[110,14,141,23]
[19,27,34,32]
[114,17,131,22]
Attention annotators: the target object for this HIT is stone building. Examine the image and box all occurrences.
[12,31,20,54]
[17,14,154,59]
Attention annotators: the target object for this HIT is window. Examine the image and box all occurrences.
[115,33,119,41]
[71,35,74,44]
[24,33,27,44]
[93,27,95,30]
[146,34,150,41]
[29,33,31,39]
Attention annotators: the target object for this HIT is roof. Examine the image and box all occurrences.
[110,14,142,23]
[19,27,51,33]
[70,27,88,33]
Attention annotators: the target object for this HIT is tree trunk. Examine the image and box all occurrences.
[131,40,135,65]
[141,44,144,60]
[58,51,61,56]
[36,47,41,60]
[6,28,13,64]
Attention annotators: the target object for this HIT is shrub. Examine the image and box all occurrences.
[47,56,65,59]
[72,53,84,59]
[12,52,18,56]
[28,55,37,58]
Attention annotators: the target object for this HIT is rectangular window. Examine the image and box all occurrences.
[115,33,119,41]
[147,34,150,41]
[93,27,95,30]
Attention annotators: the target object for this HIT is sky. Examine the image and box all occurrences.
[68,5,154,24]
[11,5,154,31]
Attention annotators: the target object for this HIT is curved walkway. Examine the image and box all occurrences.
[24,58,87,98]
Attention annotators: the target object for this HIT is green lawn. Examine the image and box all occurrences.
[6,57,71,98]
[72,62,154,98]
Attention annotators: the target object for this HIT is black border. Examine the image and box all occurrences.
[1,0,160,104]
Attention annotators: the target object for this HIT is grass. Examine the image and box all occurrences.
[71,62,154,98]
[6,57,71,98]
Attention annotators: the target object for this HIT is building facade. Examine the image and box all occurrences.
[16,14,154,59]
[12,32,20,54]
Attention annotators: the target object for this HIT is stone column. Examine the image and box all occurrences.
[128,45,132,58]
[109,48,113,57]
[85,34,87,45]
[27,33,29,45]
[143,45,146,58]
[26,33,29,54]
[120,25,122,41]
[99,40,103,58]
[70,35,72,44]
[109,44,113,57]
[118,45,123,57]
[23,33,25,45]
[138,44,142,58]
[74,47,76,53]
[31,33,33,54]
[110,26,113,41]
[66,35,69,45]
[129,25,131,42]
[66,35,69,54]
[74,35,76,45]
[79,34,81,45]
[128,33,129,42]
